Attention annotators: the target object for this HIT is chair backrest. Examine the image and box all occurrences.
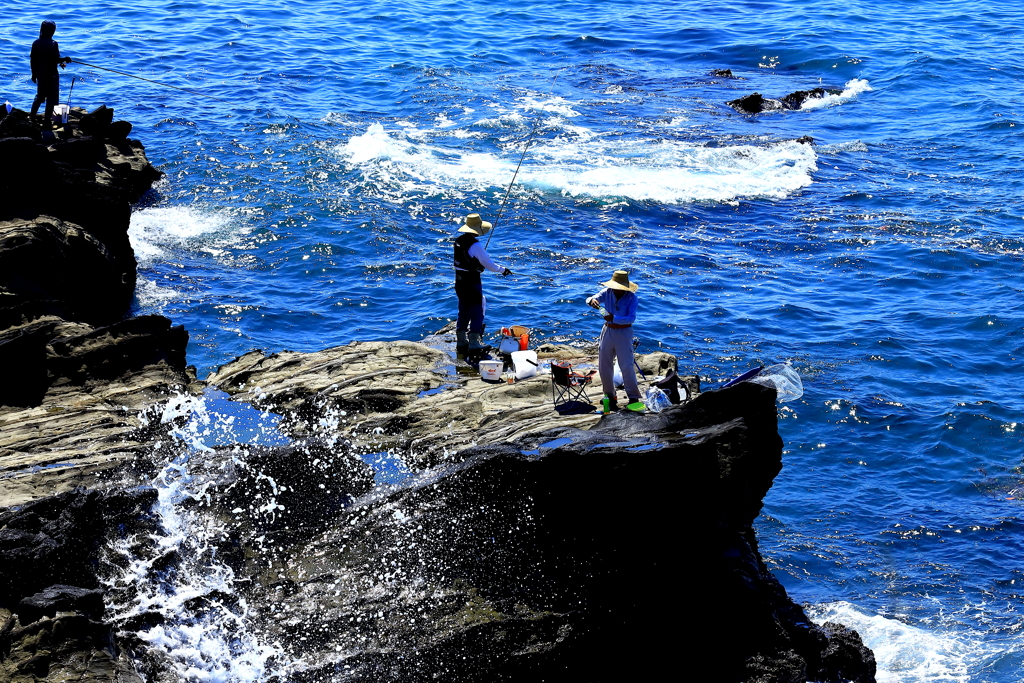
[551,362,572,387]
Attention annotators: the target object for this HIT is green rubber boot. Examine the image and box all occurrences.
[456,330,469,354]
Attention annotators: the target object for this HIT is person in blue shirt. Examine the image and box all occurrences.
[587,270,642,411]
[452,213,511,354]
[30,20,71,129]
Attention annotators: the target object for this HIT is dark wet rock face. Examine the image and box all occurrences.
[0,488,158,603]
[18,586,105,625]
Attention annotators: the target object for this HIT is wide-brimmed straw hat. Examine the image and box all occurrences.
[457,213,492,236]
[601,270,639,292]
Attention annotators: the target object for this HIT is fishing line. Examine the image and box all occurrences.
[69,59,233,104]
[485,71,560,249]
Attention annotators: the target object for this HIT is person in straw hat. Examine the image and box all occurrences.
[453,213,512,354]
[586,270,643,411]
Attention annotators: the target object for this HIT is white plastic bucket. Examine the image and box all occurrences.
[510,350,538,380]
[478,359,503,381]
[53,104,69,124]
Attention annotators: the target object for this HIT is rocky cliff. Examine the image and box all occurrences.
[0,109,876,682]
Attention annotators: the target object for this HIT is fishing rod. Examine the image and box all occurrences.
[69,59,233,104]
[485,72,560,249]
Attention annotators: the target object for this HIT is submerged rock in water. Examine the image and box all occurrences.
[727,86,843,113]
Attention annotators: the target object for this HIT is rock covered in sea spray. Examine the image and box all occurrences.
[0,487,158,683]
[199,380,876,682]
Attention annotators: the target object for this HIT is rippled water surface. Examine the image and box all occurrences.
[4,0,1024,680]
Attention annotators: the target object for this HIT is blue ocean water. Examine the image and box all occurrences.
[3,0,1024,679]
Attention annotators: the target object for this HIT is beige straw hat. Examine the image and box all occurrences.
[601,270,639,292]
[457,213,492,236]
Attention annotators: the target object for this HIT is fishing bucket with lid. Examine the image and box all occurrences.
[478,359,503,381]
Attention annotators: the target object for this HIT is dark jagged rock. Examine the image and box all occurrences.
[779,87,830,110]
[46,313,189,387]
[78,104,114,138]
[0,488,152,682]
[18,586,105,625]
[0,105,163,324]
[728,86,843,113]
[200,438,377,526]
[711,68,737,78]
[0,611,141,682]
[730,91,771,113]
[108,120,133,141]
[817,621,879,681]
[0,215,125,325]
[0,110,43,142]
[0,108,190,509]
[0,487,158,603]
[0,314,193,506]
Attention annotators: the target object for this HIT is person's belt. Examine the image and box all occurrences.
[604,322,632,329]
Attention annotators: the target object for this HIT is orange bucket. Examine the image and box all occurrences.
[499,325,530,353]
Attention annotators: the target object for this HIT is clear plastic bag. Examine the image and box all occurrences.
[749,363,803,403]
[643,386,672,413]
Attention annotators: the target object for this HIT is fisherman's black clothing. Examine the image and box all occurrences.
[30,25,64,120]
[453,233,485,333]
[31,36,61,81]
[453,233,485,277]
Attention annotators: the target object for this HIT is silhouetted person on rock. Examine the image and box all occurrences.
[30,20,71,129]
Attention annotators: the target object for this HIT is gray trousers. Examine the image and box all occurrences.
[599,324,639,401]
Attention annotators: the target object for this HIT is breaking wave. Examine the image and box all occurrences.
[807,601,1009,683]
[800,78,873,111]
[336,121,818,205]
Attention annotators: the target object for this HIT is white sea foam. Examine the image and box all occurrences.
[129,205,240,263]
[336,122,818,204]
[135,276,183,310]
[519,95,581,118]
[808,601,1001,683]
[800,78,873,110]
[103,392,292,682]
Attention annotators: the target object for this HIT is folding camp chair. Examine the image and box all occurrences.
[551,361,596,407]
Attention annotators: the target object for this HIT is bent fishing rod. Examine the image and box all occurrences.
[485,72,560,249]
[68,59,232,104]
